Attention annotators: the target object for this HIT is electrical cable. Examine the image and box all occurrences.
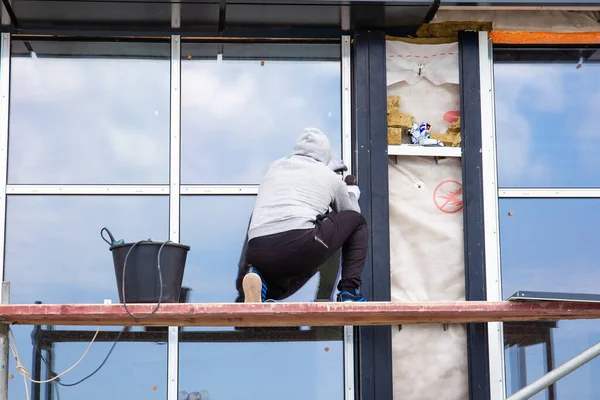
[38,327,127,387]
[121,239,171,319]
[57,328,124,387]
[8,326,101,400]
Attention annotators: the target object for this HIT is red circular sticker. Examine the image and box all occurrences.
[433,180,463,214]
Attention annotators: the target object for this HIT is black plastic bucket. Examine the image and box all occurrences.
[110,241,191,304]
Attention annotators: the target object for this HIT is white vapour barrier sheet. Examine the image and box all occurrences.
[387,39,468,400]
[432,10,600,32]
[386,40,459,135]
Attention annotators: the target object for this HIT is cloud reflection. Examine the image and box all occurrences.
[495,62,600,188]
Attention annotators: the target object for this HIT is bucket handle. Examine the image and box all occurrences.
[121,240,172,320]
[101,227,124,246]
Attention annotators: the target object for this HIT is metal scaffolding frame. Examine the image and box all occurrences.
[28,322,342,400]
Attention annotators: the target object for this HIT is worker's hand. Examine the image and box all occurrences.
[328,159,347,174]
[347,185,360,200]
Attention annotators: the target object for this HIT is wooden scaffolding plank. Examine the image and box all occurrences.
[1,301,600,327]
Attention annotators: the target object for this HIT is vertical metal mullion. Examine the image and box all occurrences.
[353,30,393,400]
[341,34,355,400]
[167,34,181,400]
[478,31,506,400]
[458,30,491,400]
[0,33,11,287]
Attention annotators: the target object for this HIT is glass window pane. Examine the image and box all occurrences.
[5,195,169,398]
[180,43,342,184]
[178,196,344,399]
[8,40,171,184]
[5,195,169,304]
[500,198,600,399]
[9,326,168,400]
[494,62,600,188]
[499,198,600,298]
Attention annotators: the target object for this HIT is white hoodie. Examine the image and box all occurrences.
[248,128,361,240]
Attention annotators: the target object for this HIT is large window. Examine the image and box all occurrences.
[495,60,600,188]
[180,42,342,184]
[2,37,347,399]
[177,42,345,399]
[9,40,171,184]
[5,38,172,399]
[495,55,600,399]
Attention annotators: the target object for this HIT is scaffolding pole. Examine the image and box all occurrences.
[0,282,10,400]
[507,340,600,400]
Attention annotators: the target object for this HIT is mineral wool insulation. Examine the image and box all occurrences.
[431,10,600,32]
[387,39,468,400]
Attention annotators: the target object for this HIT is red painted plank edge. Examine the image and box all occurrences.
[0,301,599,327]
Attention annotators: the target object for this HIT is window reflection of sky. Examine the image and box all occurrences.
[177,196,344,399]
[5,195,169,399]
[5,42,344,399]
[495,63,600,188]
[500,199,600,399]
[8,44,171,185]
[497,62,600,399]
[181,57,343,184]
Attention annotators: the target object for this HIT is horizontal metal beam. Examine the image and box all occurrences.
[3,301,600,327]
[6,184,169,195]
[499,188,600,198]
[8,27,345,40]
[38,326,342,344]
[5,184,259,195]
[181,185,258,195]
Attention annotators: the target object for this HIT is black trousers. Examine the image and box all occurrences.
[243,210,367,301]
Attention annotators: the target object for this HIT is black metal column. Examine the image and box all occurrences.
[458,30,491,400]
[352,30,392,400]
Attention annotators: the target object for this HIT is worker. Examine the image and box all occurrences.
[239,127,367,303]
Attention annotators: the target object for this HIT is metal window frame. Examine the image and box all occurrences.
[341,33,355,400]
[499,188,600,198]
[6,185,170,195]
[168,33,182,400]
[0,31,353,399]
[478,31,506,400]
[0,33,10,290]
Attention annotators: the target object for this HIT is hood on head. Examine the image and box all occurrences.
[292,128,332,165]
